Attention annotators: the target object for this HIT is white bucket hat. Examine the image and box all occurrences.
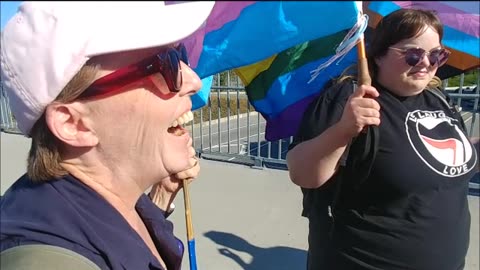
[0,1,214,135]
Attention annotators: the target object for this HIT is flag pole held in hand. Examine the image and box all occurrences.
[356,2,373,134]
[356,1,372,87]
[357,36,371,87]
[183,178,197,270]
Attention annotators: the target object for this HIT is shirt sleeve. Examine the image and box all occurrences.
[288,79,354,151]
[287,79,355,218]
[0,245,101,270]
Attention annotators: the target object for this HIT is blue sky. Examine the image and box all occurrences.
[1,1,21,30]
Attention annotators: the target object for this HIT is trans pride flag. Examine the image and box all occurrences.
[367,1,480,77]
[183,1,361,141]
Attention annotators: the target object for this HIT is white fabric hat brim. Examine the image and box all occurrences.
[84,2,215,57]
[0,1,215,135]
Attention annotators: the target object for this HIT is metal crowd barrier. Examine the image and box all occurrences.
[0,83,19,133]
[1,70,479,194]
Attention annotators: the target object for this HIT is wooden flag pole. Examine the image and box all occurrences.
[356,1,372,87]
[356,3,373,135]
[357,32,372,86]
[183,179,197,270]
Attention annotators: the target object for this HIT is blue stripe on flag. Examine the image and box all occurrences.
[368,1,402,17]
[194,1,360,79]
[191,75,214,111]
[443,26,480,58]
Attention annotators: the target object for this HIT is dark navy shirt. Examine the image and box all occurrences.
[1,174,184,270]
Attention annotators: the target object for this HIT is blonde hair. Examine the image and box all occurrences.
[27,64,99,182]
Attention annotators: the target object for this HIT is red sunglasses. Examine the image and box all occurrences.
[78,43,189,99]
[389,46,451,67]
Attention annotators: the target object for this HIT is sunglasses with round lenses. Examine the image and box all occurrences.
[389,46,451,67]
[78,43,188,99]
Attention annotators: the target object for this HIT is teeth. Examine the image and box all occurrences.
[169,111,193,128]
[177,117,184,126]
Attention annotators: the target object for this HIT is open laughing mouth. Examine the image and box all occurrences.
[167,111,194,136]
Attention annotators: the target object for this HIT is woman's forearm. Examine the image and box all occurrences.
[286,122,351,188]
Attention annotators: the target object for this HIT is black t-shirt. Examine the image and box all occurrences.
[289,79,352,218]
[290,79,478,270]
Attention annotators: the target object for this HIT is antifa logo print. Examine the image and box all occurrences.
[406,110,477,177]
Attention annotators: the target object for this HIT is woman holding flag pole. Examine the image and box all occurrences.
[287,7,478,270]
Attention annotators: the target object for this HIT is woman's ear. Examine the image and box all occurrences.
[45,102,98,147]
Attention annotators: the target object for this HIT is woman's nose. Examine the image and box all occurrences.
[179,61,202,96]
[418,53,431,67]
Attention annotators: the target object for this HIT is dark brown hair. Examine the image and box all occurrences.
[337,8,444,87]
[367,8,444,78]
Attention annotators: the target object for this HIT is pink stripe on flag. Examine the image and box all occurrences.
[182,25,207,69]
[439,1,480,15]
[205,1,256,33]
[393,1,479,38]
[183,1,257,69]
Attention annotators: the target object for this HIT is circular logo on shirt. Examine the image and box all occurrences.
[405,110,477,177]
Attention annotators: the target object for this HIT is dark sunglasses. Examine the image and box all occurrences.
[78,43,189,99]
[389,46,451,67]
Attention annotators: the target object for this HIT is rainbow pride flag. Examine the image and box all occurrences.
[187,1,479,141]
[184,1,361,140]
[235,33,358,141]
[185,1,360,80]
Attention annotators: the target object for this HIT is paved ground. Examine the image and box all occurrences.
[1,132,478,270]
